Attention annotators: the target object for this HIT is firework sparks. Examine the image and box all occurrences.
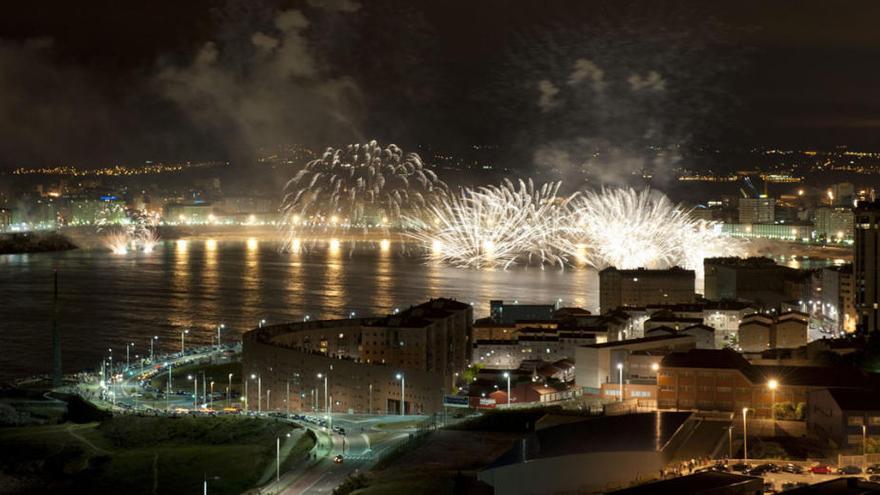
[405,179,576,269]
[97,204,160,254]
[280,140,448,251]
[407,181,740,271]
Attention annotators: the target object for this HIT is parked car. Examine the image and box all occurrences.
[748,463,780,475]
[333,454,344,464]
[866,464,880,474]
[869,475,880,482]
[838,465,862,475]
[730,462,752,473]
[781,463,804,474]
[810,465,832,474]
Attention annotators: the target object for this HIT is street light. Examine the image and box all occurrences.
[181,329,189,354]
[188,374,198,410]
[267,389,271,410]
[250,373,262,413]
[277,432,291,481]
[228,373,233,407]
[149,336,158,363]
[125,342,134,370]
[616,363,624,402]
[503,372,511,406]
[742,407,750,461]
[767,379,778,424]
[864,424,868,461]
[396,372,406,416]
[216,323,225,351]
[210,381,215,408]
[317,373,329,416]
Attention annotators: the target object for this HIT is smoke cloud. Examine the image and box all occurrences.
[156,7,362,163]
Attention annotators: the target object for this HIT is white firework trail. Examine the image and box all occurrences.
[97,204,160,254]
[405,179,576,269]
[569,187,737,272]
[406,181,741,272]
[280,140,448,251]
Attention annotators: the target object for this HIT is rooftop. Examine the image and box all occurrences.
[583,333,695,349]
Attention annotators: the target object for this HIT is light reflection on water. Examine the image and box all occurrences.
[0,239,601,379]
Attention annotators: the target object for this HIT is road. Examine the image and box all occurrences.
[65,347,426,495]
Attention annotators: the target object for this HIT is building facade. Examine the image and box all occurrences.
[241,298,472,415]
[855,201,880,333]
[599,267,695,314]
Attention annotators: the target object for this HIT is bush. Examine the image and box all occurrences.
[332,473,368,495]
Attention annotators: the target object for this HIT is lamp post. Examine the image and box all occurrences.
[210,381,215,408]
[181,329,189,354]
[864,424,868,462]
[126,342,134,370]
[188,375,197,410]
[216,324,225,351]
[317,373,329,415]
[616,363,624,402]
[727,426,734,460]
[767,379,778,424]
[244,375,250,412]
[503,372,511,406]
[396,373,406,416]
[267,389,271,410]
[228,373,233,407]
[250,373,261,413]
[368,383,373,414]
[286,380,290,419]
[742,407,750,462]
[149,336,158,363]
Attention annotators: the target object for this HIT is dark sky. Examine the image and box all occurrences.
[1,0,879,169]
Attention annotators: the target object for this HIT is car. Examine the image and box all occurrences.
[867,464,880,474]
[730,462,752,473]
[810,465,832,474]
[748,463,780,476]
[711,461,730,472]
[838,465,862,475]
[781,463,804,474]
[333,455,344,464]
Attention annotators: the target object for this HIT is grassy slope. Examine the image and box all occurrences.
[0,415,312,495]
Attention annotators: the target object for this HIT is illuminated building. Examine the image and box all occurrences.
[738,196,775,224]
[599,267,695,314]
[241,299,472,414]
[855,200,880,333]
[815,207,854,242]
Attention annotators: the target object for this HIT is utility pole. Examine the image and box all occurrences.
[51,269,62,387]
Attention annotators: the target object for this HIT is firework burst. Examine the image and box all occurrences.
[280,140,447,251]
[405,179,576,269]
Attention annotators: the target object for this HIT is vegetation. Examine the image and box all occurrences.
[332,473,369,495]
[0,415,312,495]
[772,402,806,421]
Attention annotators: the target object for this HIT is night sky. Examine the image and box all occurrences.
[1,0,879,169]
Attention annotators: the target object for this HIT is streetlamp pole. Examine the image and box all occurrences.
[276,437,281,481]
[728,426,733,459]
[267,390,271,410]
[126,342,133,370]
[396,373,406,416]
[181,329,189,354]
[369,383,373,414]
[286,380,290,419]
[228,373,233,407]
[617,363,624,402]
[210,381,215,408]
[258,375,262,413]
[864,424,868,461]
[150,336,157,363]
[503,372,511,406]
[245,377,249,412]
[767,379,778,424]
[217,324,224,351]
[742,407,749,462]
